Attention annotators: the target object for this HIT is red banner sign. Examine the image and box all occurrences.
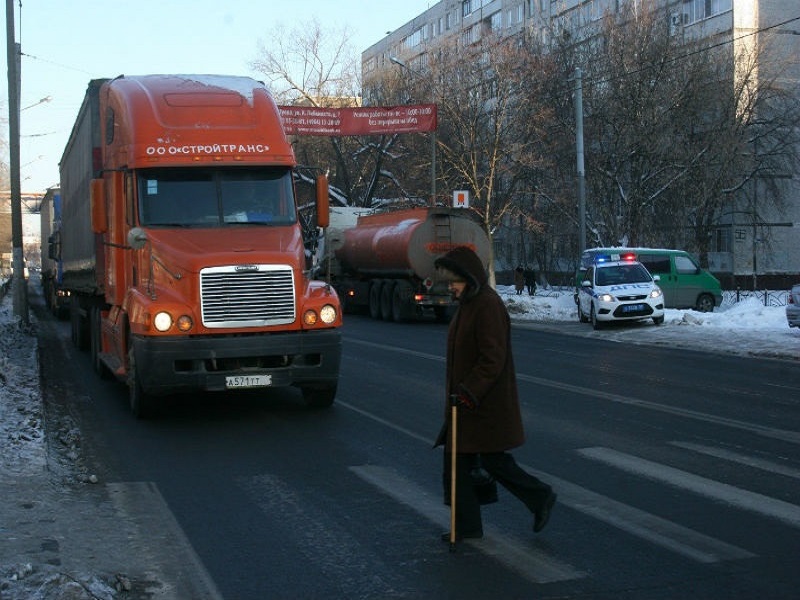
[278,104,437,136]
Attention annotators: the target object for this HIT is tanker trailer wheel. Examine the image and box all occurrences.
[302,384,337,409]
[127,335,156,419]
[380,280,396,321]
[70,296,89,351]
[90,306,110,379]
[369,281,383,320]
[392,281,415,322]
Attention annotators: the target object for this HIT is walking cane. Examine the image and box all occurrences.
[449,396,458,552]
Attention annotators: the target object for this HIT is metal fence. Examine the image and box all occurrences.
[722,289,790,308]
[517,284,791,308]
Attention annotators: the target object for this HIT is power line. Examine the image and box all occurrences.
[19,51,96,76]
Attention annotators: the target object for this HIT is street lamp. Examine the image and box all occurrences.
[389,56,437,207]
[22,95,51,111]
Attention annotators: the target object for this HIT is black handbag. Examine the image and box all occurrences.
[470,458,499,505]
[443,454,498,506]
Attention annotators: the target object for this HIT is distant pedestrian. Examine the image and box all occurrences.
[524,267,537,296]
[434,246,557,541]
[513,266,525,295]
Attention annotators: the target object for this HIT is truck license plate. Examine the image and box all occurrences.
[226,375,272,389]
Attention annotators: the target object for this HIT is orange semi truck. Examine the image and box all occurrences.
[59,75,341,417]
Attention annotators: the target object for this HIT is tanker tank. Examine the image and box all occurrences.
[323,206,490,321]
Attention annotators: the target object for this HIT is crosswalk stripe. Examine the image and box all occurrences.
[577,447,800,529]
[350,465,585,584]
[670,441,800,481]
[338,401,755,564]
[518,464,754,563]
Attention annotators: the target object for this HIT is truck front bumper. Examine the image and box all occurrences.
[131,329,341,397]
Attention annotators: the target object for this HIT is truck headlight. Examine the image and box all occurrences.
[154,311,173,332]
[320,304,337,324]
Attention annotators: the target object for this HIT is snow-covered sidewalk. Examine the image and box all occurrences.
[1,284,220,599]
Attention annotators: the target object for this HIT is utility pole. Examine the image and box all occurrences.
[6,0,28,322]
[573,67,586,254]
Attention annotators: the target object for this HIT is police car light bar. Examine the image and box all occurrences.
[596,252,637,263]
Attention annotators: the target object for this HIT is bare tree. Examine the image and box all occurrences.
[430,35,556,286]
[547,6,800,273]
[251,20,413,207]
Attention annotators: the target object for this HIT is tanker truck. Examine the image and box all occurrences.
[59,75,341,417]
[319,206,491,322]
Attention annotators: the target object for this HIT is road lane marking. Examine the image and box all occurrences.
[349,464,585,584]
[577,447,800,529]
[670,441,800,481]
[344,337,800,445]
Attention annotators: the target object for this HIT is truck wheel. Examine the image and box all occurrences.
[70,297,89,351]
[392,282,414,322]
[694,294,715,313]
[127,338,156,419]
[380,280,395,321]
[302,384,336,409]
[369,281,383,319]
[90,306,110,379]
[434,306,451,323]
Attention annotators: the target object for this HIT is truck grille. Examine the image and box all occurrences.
[200,265,296,328]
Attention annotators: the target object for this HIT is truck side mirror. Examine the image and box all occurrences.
[91,179,107,233]
[315,174,330,229]
[127,227,148,250]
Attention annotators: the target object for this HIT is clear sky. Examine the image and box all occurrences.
[1,0,435,194]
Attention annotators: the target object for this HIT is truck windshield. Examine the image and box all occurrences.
[137,167,297,227]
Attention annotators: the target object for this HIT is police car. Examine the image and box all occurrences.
[577,254,665,330]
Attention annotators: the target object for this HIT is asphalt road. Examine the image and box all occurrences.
[37,308,800,599]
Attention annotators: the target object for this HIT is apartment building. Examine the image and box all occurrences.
[362,1,800,285]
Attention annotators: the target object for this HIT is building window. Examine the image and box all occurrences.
[714,227,732,253]
[403,27,424,50]
[463,0,472,18]
[682,0,732,25]
[506,4,524,27]
[490,11,502,32]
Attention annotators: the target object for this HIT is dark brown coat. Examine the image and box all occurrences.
[434,246,525,454]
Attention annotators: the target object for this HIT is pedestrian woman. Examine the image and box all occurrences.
[513,265,525,295]
[434,246,556,540]
[524,267,537,296]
